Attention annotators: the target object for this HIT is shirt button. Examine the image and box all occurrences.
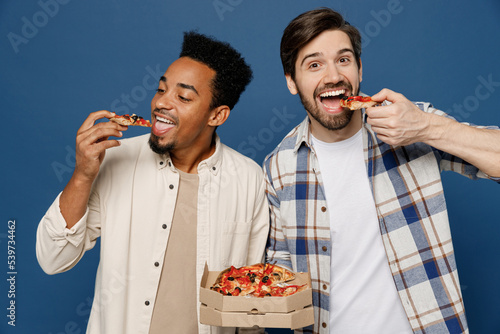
[321,206,327,212]
[154,262,159,267]
[159,161,164,165]
[168,161,172,167]
[162,224,167,229]
[322,246,327,252]
[212,166,216,171]
[169,184,174,189]
[145,301,150,306]
[323,284,328,290]
[322,322,327,328]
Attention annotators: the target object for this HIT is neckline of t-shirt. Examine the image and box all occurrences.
[176,168,200,181]
[311,129,362,150]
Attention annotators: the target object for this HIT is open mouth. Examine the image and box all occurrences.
[318,89,348,112]
[152,114,176,136]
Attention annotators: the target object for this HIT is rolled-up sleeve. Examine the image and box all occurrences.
[36,192,99,275]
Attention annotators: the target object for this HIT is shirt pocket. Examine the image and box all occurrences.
[221,221,252,268]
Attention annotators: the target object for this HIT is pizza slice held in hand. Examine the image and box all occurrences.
[340,96,379,110]
[110,113,152,127]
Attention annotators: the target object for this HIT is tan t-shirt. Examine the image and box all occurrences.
[149,170,199,333]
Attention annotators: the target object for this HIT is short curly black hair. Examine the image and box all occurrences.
[179,31,253,110]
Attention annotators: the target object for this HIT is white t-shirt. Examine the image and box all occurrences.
[312,130,413,334]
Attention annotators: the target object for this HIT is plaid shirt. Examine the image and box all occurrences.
[263,102,500,334]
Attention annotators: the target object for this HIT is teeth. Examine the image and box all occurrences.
[319,89,345,98]
[156,116,174,124]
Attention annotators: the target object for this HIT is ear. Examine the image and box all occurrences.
[208,105,230,127]
[285,74,298,95]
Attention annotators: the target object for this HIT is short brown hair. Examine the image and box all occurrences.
[280,8,362,79]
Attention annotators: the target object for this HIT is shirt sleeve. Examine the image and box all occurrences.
[419,103,500,184]
[36,192,100,275]
[245,170,271,265]
[263,160,293,270]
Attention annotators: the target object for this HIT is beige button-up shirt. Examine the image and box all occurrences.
[36,134,269,334]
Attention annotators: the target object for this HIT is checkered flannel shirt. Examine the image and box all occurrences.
[263,102,500,334]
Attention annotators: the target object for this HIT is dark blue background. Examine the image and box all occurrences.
[1,0,499,333]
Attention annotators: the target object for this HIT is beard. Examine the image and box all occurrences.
[148,108,179,155]
[149,133,176,155]
[297,81,359,131]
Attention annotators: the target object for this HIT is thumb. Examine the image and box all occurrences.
[371,88,401,103]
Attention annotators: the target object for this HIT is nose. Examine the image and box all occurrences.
[153,92,173,111]
[323,63,343,85]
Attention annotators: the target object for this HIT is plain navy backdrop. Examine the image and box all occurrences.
[1,0,499,333]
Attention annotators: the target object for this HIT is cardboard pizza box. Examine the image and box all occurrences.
[200,304,314,330]
[199,263,314,329]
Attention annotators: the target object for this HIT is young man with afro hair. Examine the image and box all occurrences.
[36,31,269,334]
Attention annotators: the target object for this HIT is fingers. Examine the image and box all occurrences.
[371,88,404,103]
[75,111,128,168]
[365,89,396,119]
[76,127,121,161]
[78,110,115,134]
[366,89,410,119]
[375,133,397,146]
[77,111,128,144]
[74,130,122,182]
[70,111,131,183]
[91,138,122,154]
[366,103,395,120]
[79,123,125,146]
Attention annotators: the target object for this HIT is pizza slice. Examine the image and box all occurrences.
[340,96,379,110]
[263,263,295,285]
[110,113,152,127]
[271,284,308,297]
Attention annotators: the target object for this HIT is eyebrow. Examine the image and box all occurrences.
[300,52,321,67]
[159,76,199,96]
[300,48,356,67]
[178,83,199,96]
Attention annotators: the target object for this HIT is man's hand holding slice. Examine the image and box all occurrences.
[365,88,432,146]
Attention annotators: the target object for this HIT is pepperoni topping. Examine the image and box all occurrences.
[342,96,372,102]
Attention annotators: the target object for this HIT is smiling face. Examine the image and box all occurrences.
[149,57,218,155]
[286,29,363,137]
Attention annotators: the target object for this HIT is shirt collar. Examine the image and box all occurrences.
[293,109,370,154]
[197,134,222,176]
[154,134,222,176]
[293,116,313,153]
